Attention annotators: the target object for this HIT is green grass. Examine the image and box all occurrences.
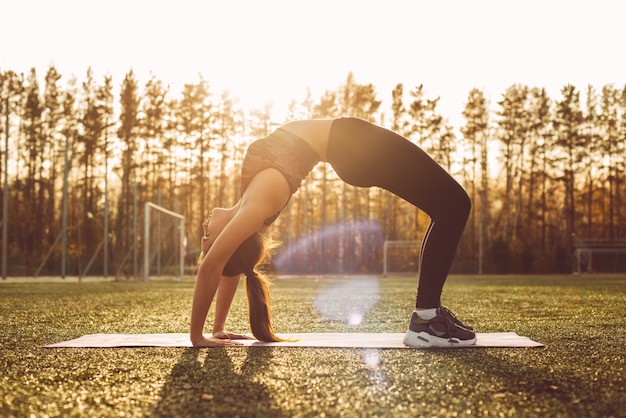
[1,275,625,417]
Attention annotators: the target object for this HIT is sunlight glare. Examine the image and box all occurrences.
[313,276,380,324]
[361,349,381,369]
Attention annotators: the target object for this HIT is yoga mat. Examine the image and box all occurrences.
[43,332,543,349]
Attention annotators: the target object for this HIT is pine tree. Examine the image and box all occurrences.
[553,84,585,251]
[461,88,490,273]
[115,70,140,266]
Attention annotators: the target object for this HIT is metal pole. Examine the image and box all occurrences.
[103,129,108,277]
[144,202,150,282]
[61,134,70,279]
[383,241,388,277]
[157,188,161,275]
[143,202,185,282]
[179,219,185,281]
[2,98,8,280]
[133,180,138,278]
[34,231,63,277]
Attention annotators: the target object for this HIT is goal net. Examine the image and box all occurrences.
[572,242,626,275]
[382,240,420,277]
[143,202,186,282]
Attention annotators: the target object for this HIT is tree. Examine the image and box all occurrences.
[580,85,601,239]
[618,85,626,239]
[494,85,530,245]
[174,76,213,231]
[115,70,140,264]
[339,72,381,122]
[553,84,584,245]
[527,87,553,267]
[1,70,25,276]
[461,88,490,273]
[41,66,64,255]
[58,77,79,277]
[74,68,113,272]
[598,84,623,239]
[214,91,242,209]
[140,76,172,202]
[22,68,44,265]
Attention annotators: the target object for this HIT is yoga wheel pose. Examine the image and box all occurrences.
[191,117,475,348]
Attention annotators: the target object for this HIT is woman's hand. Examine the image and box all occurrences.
[201,219,212,254]
[213,330,254,340]
[191,335,244,347]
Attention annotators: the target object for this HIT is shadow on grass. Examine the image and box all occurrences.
[448,347,623,416]
[152,347,287,417]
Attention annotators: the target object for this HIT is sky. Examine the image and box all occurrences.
[2,0,626,126]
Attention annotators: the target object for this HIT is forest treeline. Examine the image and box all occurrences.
[1,67,625,277]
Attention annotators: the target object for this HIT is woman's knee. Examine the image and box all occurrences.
[452,186,472,222]
[440,185,471,222]
[458,187,472,217]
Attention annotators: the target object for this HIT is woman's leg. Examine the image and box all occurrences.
[327,118,471,308]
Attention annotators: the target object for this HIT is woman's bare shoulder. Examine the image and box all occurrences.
[201,173,287,268]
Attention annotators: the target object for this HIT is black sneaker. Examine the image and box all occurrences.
[439,306,474,331]
[403,306,476,348]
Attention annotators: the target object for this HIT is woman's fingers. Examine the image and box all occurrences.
[193,336,244,347]
[213,331,254,340]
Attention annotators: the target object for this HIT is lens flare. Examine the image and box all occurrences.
[347,312,364,326]
[361,348,381,369]
[273,220,383,275]
[313,276,380,324]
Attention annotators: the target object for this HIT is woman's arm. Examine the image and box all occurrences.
[189,168,290,347]
[190,218,257,346]
[212,275,252,339]
[190,230,237,346]
[189,219,262,346]
[190,263,238,346]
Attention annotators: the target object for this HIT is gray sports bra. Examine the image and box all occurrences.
[240,128,320,225]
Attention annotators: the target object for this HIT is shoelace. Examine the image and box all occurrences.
[443,313,454,344]
[439,306,473,330]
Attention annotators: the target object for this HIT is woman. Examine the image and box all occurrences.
[191,117,475,348]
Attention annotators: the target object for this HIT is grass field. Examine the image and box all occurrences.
[1,275,624,417]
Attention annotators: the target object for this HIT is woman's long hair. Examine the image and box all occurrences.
[222,231,287,342]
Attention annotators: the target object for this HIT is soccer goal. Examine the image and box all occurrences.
[143,202,185,282]
[382,240,420,277]
[572,235,626,275]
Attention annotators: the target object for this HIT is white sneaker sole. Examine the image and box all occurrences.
[403,329,477,348]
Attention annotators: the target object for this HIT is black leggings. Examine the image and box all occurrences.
[327,118,471,308]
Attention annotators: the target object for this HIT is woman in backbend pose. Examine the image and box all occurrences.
[191,117,475,348]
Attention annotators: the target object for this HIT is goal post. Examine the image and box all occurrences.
[144,202,185,282]
[572,234,626,275]
[383,240,420,277]
[573,247,626,275]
